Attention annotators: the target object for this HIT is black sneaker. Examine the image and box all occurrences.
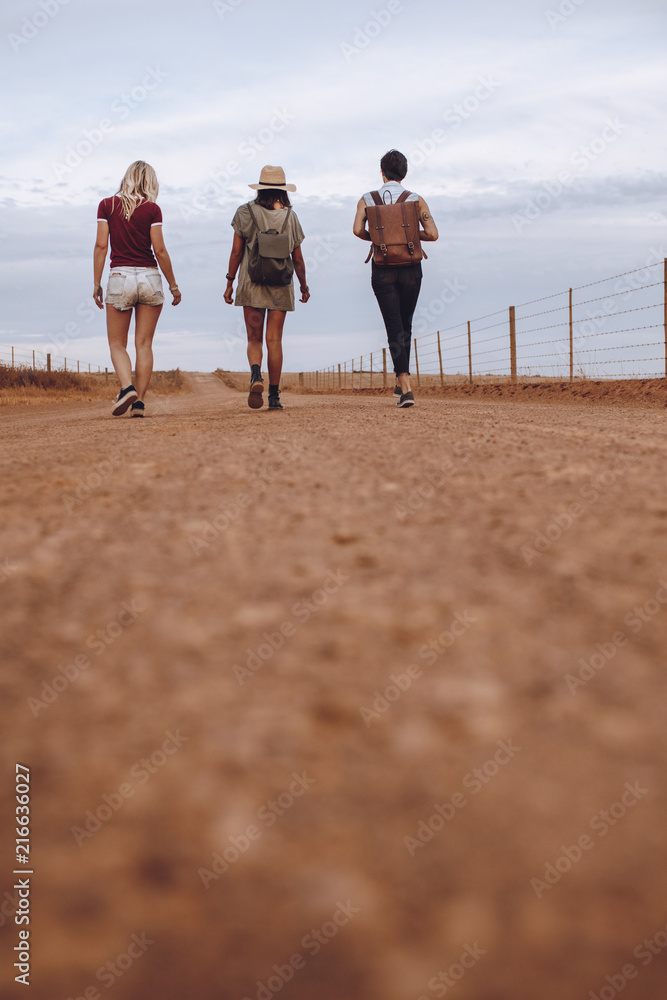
[111,384,138,415]
[393,384,402,397]
[268,392,283,410]
[397,391,415,408]
[248,373,264,409]
[130,400,145,418]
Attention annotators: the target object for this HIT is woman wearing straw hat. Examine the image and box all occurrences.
[224,165,309,410]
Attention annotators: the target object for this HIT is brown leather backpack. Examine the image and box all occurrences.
[365,190,427,266]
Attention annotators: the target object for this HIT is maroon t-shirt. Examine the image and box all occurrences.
[97,197,162,267]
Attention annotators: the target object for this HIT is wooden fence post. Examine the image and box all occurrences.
[359,356,362,390]
[436,330,444,385]
[32,350,35,370]
[663,259,667,379]
[105,367,108,383]
[47,354,51,372]
[467,321,473,384]
[77,360,80,373]
[64,358,67,372]
[569,287,574,382]
[414,339,420,386]
[338,363,341,389]
[382,348,387,387]
[11,346,14,368]
[370,352,374,389]
[509,306,516,382]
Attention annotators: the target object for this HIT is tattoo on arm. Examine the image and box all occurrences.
[421,212,431,222]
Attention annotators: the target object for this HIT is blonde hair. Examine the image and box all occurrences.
[115,160,159,220]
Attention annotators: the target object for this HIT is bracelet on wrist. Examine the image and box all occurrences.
[169,285,179,291]
[226,273,235,282]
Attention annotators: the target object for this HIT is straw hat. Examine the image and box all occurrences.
[248,165,296,192]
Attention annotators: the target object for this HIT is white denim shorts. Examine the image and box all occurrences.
[106,267,164,311]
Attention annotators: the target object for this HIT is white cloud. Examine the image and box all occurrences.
[1,0,666,374]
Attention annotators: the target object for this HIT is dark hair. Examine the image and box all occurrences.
[380,149,408,182]
[255,188,292,209]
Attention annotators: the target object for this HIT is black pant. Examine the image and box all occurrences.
[371,261,423,376]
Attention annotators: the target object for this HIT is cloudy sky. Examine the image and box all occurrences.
[1,0,665,376]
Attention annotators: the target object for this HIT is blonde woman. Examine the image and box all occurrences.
[93,160,181,417]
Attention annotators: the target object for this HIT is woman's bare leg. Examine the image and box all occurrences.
[106,306,134,388]
[134,304,163,399]
[265,309,287,385]
[397,372,412,393]
[244,307,266,369]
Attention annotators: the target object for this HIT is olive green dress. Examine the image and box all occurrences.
[231,201,305,311]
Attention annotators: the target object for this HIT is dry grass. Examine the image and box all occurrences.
[0,365,187,407]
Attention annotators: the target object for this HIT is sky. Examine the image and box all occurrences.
[0,0,666,376]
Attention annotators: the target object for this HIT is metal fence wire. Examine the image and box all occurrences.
[299,259,667,389]
[0,344,104,374]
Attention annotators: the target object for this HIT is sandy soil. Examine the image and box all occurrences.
[2,375,667,1000]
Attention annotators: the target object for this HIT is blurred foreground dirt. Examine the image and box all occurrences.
[1,374,667,999]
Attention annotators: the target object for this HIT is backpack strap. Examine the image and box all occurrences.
[370,190,383,205]
[397,190,411,203]
[278,206,292,234]
[247,202,259,236]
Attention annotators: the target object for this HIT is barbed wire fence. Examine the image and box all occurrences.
[0,344,106,375]
[292,259,667,389]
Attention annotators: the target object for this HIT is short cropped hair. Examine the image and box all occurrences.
[380,149,408,182]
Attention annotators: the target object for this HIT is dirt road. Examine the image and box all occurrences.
[2,379,667,999]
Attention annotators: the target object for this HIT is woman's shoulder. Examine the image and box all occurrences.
[234,201,255,220]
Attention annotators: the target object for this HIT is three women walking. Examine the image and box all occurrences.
[94,160,181,416]
[95,150,435,414]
